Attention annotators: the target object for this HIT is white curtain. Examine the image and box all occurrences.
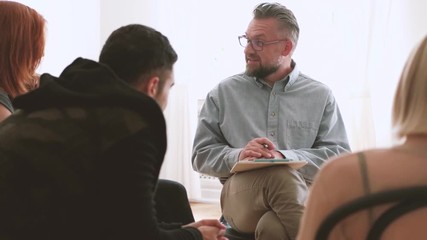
[291,0,427,151]
[159,84,202,201]
[353,0,427,150]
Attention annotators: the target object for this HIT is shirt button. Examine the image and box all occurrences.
[273,92,277,96]
[270,132,275,136]
[271,112,276,117]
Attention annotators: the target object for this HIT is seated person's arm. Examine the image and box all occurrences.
[0,104,12,122]
[192,93,241,178]
[102,128,203,240]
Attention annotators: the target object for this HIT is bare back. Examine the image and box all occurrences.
[298,145,427,240]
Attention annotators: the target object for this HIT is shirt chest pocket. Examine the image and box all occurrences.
[285,120,317,148]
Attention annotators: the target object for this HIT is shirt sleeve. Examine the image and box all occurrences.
[280,91,351,183]
[192,91,241,178]
[101,127,203,240]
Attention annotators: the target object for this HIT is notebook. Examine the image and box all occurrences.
[230,158,308,173]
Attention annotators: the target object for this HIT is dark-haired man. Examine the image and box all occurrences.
[0,24,226,240]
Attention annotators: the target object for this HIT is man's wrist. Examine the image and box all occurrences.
[273,150,285,159]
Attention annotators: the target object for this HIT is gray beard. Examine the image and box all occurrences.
[245,65,279,79]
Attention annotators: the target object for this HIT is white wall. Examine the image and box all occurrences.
[13,0,427,200]
[17,0,101,76]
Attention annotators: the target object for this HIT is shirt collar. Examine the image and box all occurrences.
[286,60,300,90]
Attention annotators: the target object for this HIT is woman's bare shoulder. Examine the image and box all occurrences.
[314,149,391,190]
[322,148,392,173]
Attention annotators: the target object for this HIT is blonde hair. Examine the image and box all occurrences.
[392,35,427,139]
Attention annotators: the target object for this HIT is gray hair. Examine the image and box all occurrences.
[253,2,300,48]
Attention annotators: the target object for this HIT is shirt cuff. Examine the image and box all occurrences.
[227,148,242,169]
[279,150,298,160]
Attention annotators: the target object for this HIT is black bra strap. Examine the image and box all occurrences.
[357,152,374,225]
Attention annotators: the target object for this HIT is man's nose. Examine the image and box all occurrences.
[244,42,256,55]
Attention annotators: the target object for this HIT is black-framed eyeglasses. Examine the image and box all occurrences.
[238,35,286,51]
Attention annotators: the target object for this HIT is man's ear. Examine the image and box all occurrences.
[140,76,160,97]
[282,40,293,56]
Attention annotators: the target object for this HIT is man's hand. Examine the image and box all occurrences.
[238,137,283,161]
[183,219,228,240]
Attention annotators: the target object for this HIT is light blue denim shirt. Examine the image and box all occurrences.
[192,63,350,182]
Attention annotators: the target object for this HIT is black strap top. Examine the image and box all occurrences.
[0,89,14,113]
[357,152,374,225]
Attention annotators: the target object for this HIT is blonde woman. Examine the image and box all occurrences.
[297,35,427,240]
[0,1,45,122]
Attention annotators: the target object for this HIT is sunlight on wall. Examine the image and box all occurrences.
[18,0,101,76]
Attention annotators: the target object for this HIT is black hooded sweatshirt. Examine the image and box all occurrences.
[0,58,202,240]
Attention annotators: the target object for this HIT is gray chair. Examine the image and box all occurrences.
[315,186,427,240]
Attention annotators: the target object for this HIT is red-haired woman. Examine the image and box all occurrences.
[0,1,45,122]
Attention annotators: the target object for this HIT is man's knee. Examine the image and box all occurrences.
[265,166,306,185]
[221,167,307,236]
[256,211,290,240]
[260,166,308,205]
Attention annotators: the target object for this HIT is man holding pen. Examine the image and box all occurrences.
[192,3,350,240]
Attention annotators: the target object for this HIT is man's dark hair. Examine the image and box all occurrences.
[99,24,178,87]
[253,2,300,49]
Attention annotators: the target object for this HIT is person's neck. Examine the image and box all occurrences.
[404,134,427,147]
[263,61,293,87]
[394,134,427,156]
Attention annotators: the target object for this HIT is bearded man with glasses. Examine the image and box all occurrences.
[192,2,350,240]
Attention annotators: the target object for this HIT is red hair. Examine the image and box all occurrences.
[0,1,46,99]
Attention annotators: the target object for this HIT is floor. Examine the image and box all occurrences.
[190,201,222,221]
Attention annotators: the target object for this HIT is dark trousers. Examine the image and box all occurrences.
[154,179,195,225]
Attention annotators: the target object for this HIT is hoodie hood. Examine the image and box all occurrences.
[13,57,164,125]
